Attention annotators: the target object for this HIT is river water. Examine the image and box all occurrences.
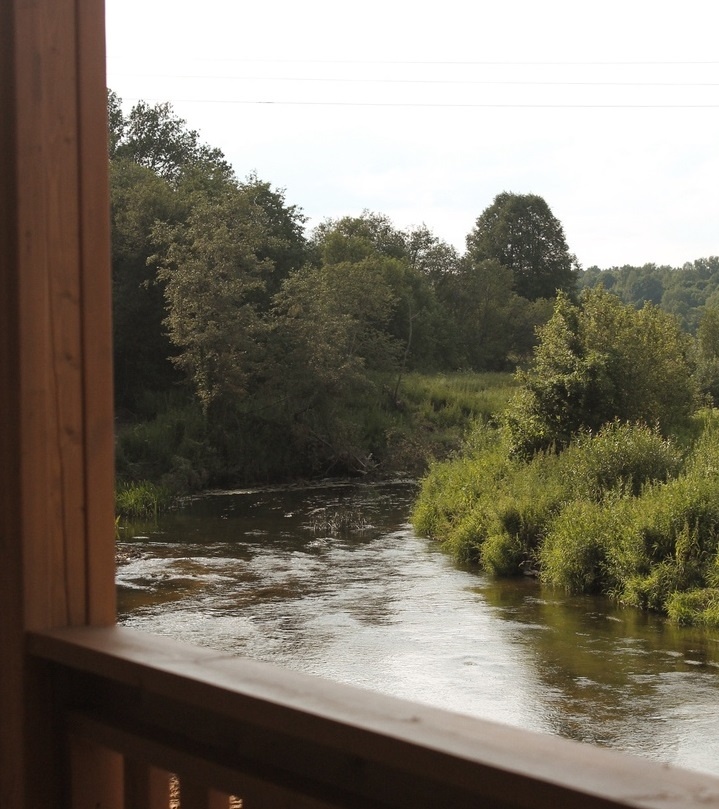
[116,481,719,776]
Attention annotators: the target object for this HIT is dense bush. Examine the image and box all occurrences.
[560,421,683,500]
[504,288,696,458]
[413,417,719,626]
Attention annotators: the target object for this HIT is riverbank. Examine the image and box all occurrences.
[412,413,719,627]
[115,371,518,518]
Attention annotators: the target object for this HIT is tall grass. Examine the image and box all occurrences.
[413,415,719,625]
[398,371,518,425]
[115,480,173,519]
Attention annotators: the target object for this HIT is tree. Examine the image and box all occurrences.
[110,158,181,411]
[309,213,446,371]
[237,174,309,304]
[109,92,239,413]
[404,225,460,286]
[267,257,402,473]
[154,184,272,410]
[505,288,696,457]
[311,211,407,266]
[695,304,719,404]
[466,192,578,301]
[109,93,231,182]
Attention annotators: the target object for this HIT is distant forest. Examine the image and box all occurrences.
[580,258,719,334]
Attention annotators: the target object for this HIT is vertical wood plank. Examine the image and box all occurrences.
[0,2,23,807]
[208,790,233,809]
[18,0,89,630]
[0,0,118,807]
[77,0,117,627]
[179,780,230,809]
[125,760,172,809]
[71,735,124,809]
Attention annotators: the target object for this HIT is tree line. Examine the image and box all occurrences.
[111,92,719,488]
[110,93,577,484]
[580,257,719,334]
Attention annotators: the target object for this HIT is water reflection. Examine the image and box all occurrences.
[117,481,719,776]
[478,578,719,771]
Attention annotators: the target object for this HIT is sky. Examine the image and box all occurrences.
[105,0,719,270]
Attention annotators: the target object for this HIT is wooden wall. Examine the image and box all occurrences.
[0,0,118,806]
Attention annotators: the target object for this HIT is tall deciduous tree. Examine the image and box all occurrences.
[310,213,446,371]
[467,192,578,301]
[154,185,273,410]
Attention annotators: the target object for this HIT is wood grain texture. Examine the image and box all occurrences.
[1,0,118,807]
[31,626,719,809]
[76,0,117,627]
[71,735,123,809]
[0,4,24,805]
[178,781,231,809]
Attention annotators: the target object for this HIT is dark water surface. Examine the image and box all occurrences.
[117,481,719,776]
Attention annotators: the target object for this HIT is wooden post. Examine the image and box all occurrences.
[0,0,119,806]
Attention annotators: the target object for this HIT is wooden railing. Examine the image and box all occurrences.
[28,626,719,809]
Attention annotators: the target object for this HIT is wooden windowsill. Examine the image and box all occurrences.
[28,625,719,809]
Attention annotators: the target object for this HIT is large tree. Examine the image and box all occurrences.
[467,192,578,301]
[111,158,181,410]
[309,213,447,371]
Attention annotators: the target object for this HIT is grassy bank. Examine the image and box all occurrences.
[115,371,518,500]
[412,412,719,626]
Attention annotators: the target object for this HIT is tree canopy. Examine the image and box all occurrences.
[467,192,578,301]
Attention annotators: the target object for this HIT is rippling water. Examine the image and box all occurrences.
[117,481,719,776]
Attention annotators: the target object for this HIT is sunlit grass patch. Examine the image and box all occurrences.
[116,480,173,519]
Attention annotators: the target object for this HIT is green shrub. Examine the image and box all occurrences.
[561,421,683,500]
[637,474,719,563]
[413,389,719,626]
[540,501,611,593]
[505,289,696,458]
[480,531,525,576]
[666,588,719,626]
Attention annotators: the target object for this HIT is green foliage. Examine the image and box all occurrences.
[110,94,231,181]
[111,158,183,411]
[155,183,275,409]
[505,288,697,457]
[694,304,719,404]
[548,425,719,622]
[666,589,719,627]
[115,480,173,519]
[116,400,218,491]
[435,258,553,370]
[560,421,683,500]
[579,257,719,334]
[466,192,578,301]
[480,530,525,576]
[414,417,719,625]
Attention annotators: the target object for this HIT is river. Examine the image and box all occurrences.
[116,480,719,777]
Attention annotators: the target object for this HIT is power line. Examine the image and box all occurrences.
[118,97,719,109]
[108,57,719,67]
[110,74,719,88]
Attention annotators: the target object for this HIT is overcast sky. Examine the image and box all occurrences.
[106,0,719,270]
